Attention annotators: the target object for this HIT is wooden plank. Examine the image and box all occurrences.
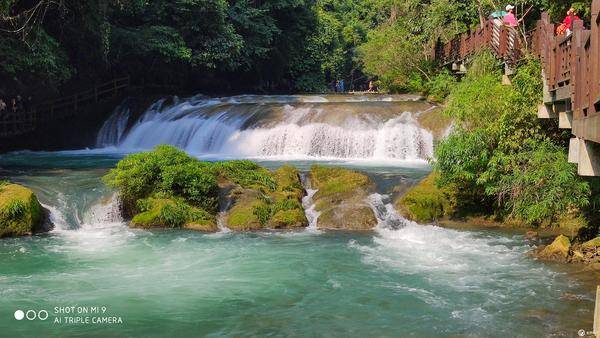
[595,285,600,335]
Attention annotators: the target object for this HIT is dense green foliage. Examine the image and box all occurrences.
[433,52,597,229]
[105,145,307,230]
[103,145,219,212]
[0,0,593,95]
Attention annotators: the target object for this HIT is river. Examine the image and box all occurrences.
[0,95,596,336]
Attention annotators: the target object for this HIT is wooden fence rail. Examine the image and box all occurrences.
[0,76,130,138]
[432,0,600,147]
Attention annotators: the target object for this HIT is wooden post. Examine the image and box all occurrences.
[591,0,600,115]
[594,285,600,335]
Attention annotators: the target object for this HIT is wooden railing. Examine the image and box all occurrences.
[0,76,130,137]
[432,19,524,67]
[432,0,600,144]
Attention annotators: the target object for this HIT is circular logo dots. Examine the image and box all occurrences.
[14,310,24,321]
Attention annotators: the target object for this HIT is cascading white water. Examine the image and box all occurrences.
[98,95,434,161]
[96,103,131,147]
[367,193,408,230]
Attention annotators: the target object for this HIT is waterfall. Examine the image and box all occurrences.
[96,103,131,147]
[98,95,434,161]
[367,193,408,230]
[300,175,320,231]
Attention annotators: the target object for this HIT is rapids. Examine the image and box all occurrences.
[0,95,596,336]
[97,95,434,161]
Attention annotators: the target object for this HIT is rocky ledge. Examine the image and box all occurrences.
[309,165,377,231]
[533,235,600,269]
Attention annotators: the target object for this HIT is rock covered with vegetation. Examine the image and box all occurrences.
[224,164,307,231]
[309,166,377,230]
[104,145,307,231]
[0,181,47,237]
[395,172,456,223]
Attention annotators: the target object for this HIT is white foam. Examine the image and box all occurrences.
[98,95,434,162]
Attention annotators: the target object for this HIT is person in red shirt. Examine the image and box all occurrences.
[562,7,581,34]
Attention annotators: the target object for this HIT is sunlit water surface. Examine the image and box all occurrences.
[0,152,596,337]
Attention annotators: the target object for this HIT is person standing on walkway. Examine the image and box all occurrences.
[0,99,6,113]
[562,7,581,35]
[503,5,518,27]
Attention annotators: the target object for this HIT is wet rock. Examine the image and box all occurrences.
[537,235,571,262]
[582,237,600,249]
[310,165,377,230]
[0,183,48,237]
[394,172,456,223]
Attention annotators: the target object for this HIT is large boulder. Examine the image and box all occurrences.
[537,235,571,262]
[310,166,377,230]
[395,172,456,223]
[0,183,46,237]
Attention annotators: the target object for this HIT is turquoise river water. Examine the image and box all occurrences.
[0,151,597,337]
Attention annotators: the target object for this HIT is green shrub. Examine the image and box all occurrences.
[466,50,501,79]
[479,141,590,225]
[159,162,219,211]
[211,160,276,191]
[425,71,456,102]
[103,145,198,205]
[444,73,511,129]
[160,202,189,228]
[252,203,272,226]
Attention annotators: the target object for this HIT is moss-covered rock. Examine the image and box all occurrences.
[582,237,600,249]
[310,166,376,230]
[225,189,266,231]
[131,198,217,232]
[0,184,45,237]
[395,172,456,223]
[106,146,310,231]
[537,235,571,261]
[225,166,308,231]
[270,209,307,229]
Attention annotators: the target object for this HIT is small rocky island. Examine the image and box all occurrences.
[104,145,378,232]
[0,181,50,237]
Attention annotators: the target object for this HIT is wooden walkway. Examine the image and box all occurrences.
[0,76,130,137]
[432,0,600,176]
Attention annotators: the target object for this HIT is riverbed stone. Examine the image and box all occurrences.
[0,183,46,237]
[582,237,600,249]
[310,166,377,230]
[538,235,571,261]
